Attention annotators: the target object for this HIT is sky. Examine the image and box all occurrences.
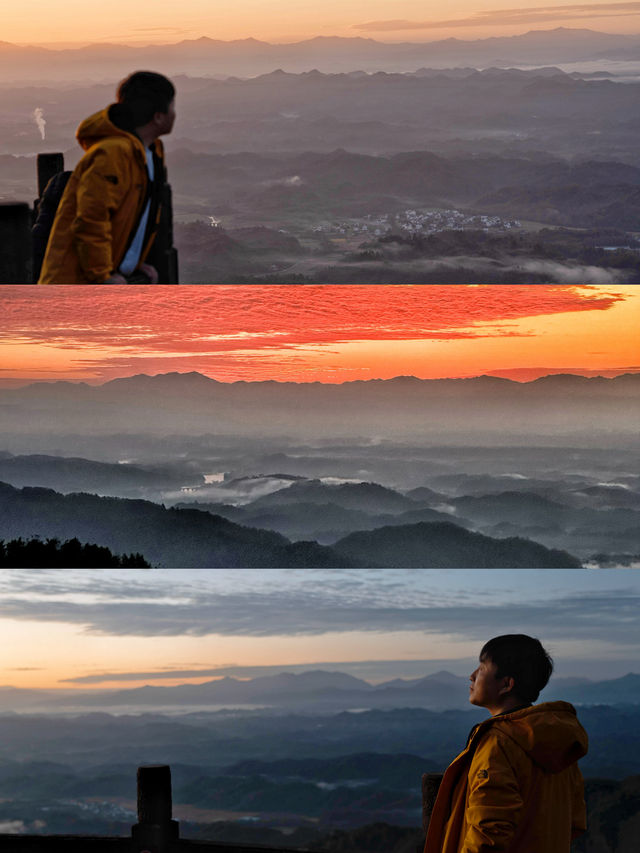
[6,0,640,45]
[0,284,638,386]
[0,568,639,692]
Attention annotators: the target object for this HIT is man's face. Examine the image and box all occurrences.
[469,656,511,711]
[155,98,176,136]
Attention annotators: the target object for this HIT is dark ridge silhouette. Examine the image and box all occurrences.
[0,480,583,567]
[0,481,360,568]
[333,521,581,568]
[0,452,202,495]
[245,480,417,513]
[221,752,441,784]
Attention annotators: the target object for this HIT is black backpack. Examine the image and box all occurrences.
[31,169,72,282]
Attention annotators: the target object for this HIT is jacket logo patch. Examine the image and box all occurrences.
[104,175,118,184]
[477,770,489,779]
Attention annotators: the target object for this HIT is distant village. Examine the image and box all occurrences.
[310,208,521,238]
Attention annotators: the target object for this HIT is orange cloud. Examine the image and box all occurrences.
[0,284,636,383]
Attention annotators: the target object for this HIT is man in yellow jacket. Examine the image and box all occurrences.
[39,71,175,284]
[424,634,588,853]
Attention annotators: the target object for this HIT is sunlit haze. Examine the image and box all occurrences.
[5,0,640,45]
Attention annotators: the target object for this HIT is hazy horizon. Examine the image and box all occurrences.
[7,25,640,49]
[2,367,639,390]
[7,7,640,48]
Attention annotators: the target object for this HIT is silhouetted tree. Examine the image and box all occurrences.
[0,537,150,567]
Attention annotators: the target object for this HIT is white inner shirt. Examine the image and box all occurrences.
[119,147,154,276]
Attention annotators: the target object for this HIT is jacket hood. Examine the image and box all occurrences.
[76,105,144,153]
[490,701,588,773]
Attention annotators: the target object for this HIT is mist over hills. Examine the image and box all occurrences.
[7,66,640,176]
[172,476,640,561]
[0,452,204,498]
[175,482,466,543]
[0,701,637,847]
[1,372,637,443]
[5,62,636,150]
[2,458,635,563]
[0,371,636,566]
[0,480,580,567]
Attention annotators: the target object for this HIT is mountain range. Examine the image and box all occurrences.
[174,475,640,560]
[3,669,640,713]
[0,370,637,565]
[0,451,203,498]
[1,372,637,443]
[3,29,640,81]
[0,480,580,567]
[166,146,640,231]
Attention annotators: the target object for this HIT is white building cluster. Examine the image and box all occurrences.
[312,208,520,238]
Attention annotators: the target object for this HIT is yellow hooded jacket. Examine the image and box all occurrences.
[39,105,164,283]
[424,702,588,853]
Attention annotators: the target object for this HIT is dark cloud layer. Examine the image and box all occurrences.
[2,585,639,647]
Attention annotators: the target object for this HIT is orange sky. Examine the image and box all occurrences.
[6,0,640,45]
[0,285,638,385]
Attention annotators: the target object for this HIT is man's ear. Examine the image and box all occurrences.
[498,675,515,696]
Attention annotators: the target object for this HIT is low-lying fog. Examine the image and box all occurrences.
[1,438,638,566]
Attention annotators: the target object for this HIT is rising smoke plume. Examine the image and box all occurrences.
[33,107,46,141]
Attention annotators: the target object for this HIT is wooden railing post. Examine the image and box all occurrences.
[0,202,32,283]
[154,177,179,284]
[131,765,179,853]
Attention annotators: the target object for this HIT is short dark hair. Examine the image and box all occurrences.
[480,634,553,703]
[116,71,175,126]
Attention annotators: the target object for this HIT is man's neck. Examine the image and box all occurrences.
[489,698,530,717]
[134,125,156,148]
